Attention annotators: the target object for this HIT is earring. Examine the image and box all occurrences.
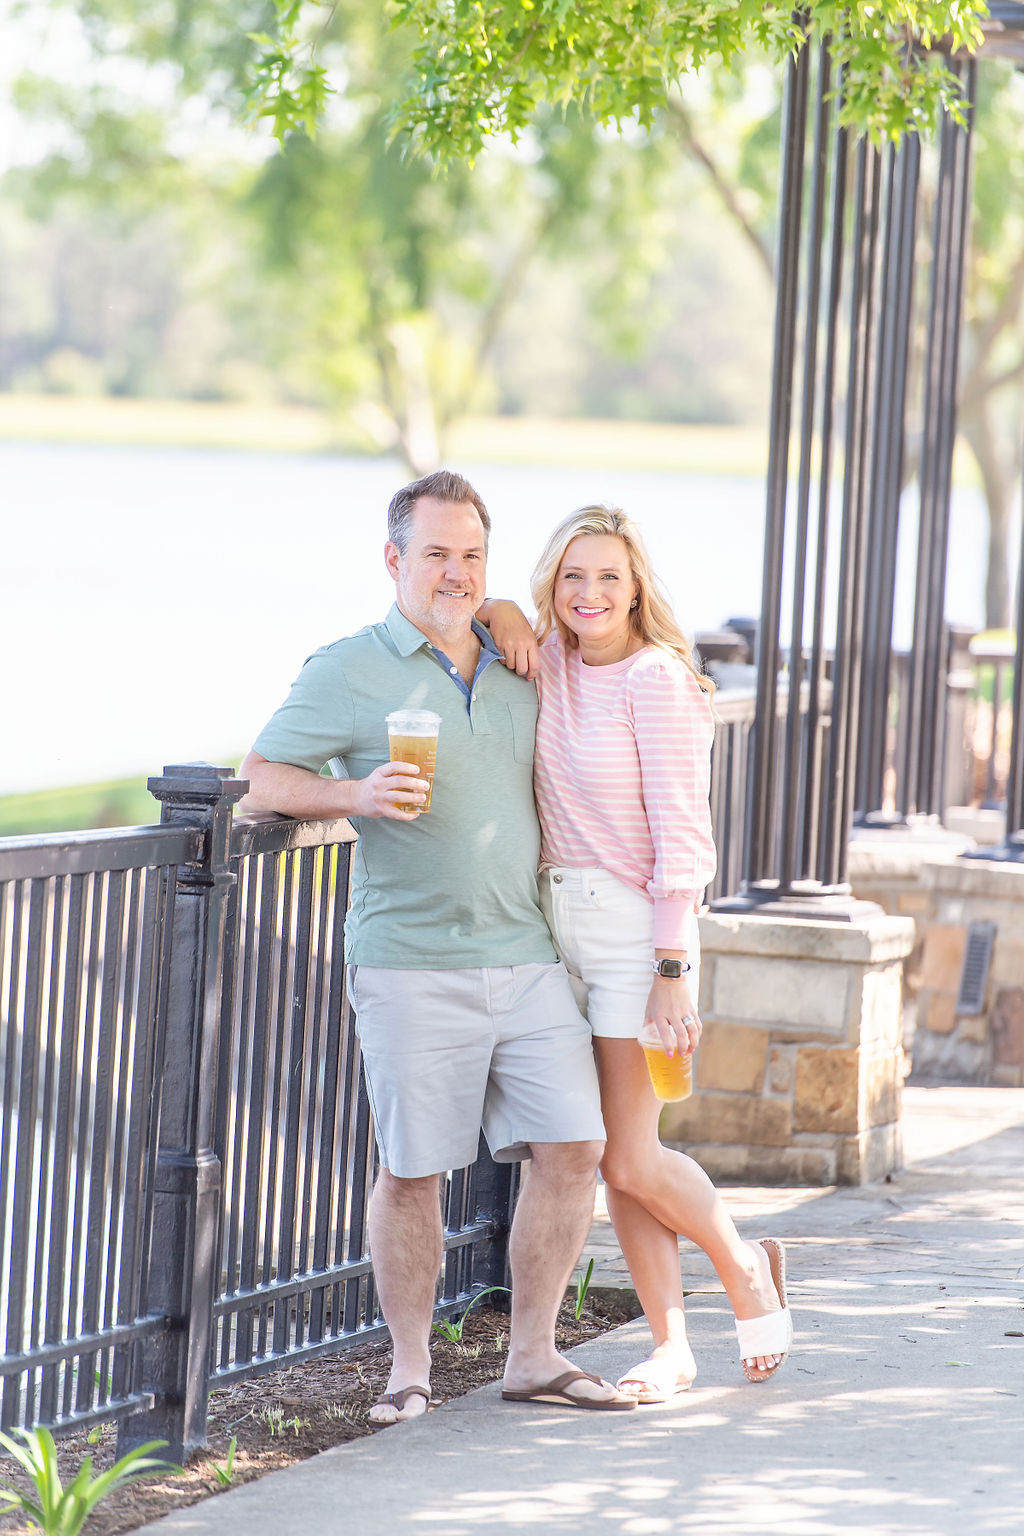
[630,598,639,610]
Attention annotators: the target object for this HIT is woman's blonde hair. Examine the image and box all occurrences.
[530,505,714,696]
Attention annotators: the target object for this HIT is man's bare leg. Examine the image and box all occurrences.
[367,1169,443,1424]
[502,1140,622,1404]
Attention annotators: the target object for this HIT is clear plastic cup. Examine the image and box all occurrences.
[386,709,441,814]
[638,1021,694,1102]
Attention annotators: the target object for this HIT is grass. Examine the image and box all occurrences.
[0,393,770,474]
[0,776,158,838]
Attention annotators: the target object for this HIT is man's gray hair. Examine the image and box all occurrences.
[387,470,491,555]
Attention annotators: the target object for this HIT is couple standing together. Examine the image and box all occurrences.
[238,469,793,1421]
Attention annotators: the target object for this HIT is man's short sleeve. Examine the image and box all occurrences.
[252,645,356,773]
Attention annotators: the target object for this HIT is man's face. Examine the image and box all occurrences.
[385,497,488,644]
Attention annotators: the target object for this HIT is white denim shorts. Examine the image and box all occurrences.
[347,961,605,1179]
[539,866,701,1039]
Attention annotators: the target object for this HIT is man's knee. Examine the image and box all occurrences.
[374,1169,445,1209]
[529,1139,605,1183]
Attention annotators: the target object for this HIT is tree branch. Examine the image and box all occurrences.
[660,96,774,283]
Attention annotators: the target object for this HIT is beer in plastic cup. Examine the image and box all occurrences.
[638,1021,694,1102]
[386,709,441,814]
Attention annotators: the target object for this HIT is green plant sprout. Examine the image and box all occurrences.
[210,1436,237,1488]
[0,1427,179,1536]
[573,1257,595,1320]
[431,1285,510,1344]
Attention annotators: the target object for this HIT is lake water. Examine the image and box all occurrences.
[1,438,995,796]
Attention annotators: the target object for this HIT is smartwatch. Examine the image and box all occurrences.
[651,959,691,978]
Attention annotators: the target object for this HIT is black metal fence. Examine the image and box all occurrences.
[0,765,515,1463]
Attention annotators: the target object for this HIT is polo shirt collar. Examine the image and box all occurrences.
[384,603,499,659]
[384,604,434,657]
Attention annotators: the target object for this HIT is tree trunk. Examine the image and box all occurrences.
[958,399,1016,629]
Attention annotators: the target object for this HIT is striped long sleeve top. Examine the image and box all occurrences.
[534,632,717,949]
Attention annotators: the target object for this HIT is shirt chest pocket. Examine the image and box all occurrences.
[507,703,536,766]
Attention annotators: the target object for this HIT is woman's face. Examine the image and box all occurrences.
[553,534,639,652]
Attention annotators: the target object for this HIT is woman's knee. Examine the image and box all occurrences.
[600,1146,651,1198]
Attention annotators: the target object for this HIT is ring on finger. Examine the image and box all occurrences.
[682,1014,696,1028]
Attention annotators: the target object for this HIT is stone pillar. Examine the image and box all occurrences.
[661,911,915,1185]
[846,830,973,1068]
[913,858,1024,1084]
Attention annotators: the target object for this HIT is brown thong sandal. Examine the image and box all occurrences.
[502,1368,637,1411]
[370,1384,433,1423]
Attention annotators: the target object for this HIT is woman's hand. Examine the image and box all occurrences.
[477,598,539,680]
[350,761,429,819]
[644,978,702,1057]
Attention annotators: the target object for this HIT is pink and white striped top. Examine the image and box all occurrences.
[534,632,717,949]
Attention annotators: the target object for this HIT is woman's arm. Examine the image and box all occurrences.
[631,661,716,1057]
[476,597,539,680]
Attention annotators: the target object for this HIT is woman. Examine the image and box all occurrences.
[484,505,793,1401]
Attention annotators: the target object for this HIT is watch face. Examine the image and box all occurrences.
[658,960,682,978]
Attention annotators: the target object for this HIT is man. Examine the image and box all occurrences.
[238,470,634,1420]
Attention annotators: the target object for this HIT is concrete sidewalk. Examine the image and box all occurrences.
[134,1086,1024,1536]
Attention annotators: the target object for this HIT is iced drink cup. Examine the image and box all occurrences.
[638,1022,694,1102]
[386,709,441,814]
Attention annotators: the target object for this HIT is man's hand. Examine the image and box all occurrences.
[237,750,428,822]
[478,598,539,680]
[350,761,430,819]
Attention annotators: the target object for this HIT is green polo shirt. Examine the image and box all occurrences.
[253,605,557,969]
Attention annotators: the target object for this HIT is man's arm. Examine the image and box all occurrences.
[236,750,429,821]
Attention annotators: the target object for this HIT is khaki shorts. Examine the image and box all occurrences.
[347,961,605,1179]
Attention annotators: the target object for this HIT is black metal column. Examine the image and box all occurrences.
[900,60,977,818]
[855,136,921,822]
[118,764,245,1463]
[744,37,811,885]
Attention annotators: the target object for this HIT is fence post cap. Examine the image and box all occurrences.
[147,763,247,806]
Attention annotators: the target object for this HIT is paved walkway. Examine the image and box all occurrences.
[134,1086,1024,1536]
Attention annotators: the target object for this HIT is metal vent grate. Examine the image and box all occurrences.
[956,921,996,1015]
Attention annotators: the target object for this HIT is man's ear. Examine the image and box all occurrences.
[384,541,401,582]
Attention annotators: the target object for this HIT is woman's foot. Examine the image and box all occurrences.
[616,1340,697,1403]
[734,1237,793,1382]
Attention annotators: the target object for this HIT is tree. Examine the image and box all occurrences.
[3,0,706,470]
[248,1,988,154]
[958,59,1024,628]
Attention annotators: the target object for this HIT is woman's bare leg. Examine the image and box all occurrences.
[595,1038,785,1378]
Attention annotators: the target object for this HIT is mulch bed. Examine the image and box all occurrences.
[0,1289,641,1536]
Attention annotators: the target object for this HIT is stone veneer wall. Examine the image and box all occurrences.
[847,835,1024,1085]
[912,859,1024,1085]
[846,834,967,1077]
[662,912,915,1185]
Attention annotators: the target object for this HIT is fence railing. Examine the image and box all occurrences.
[703,624,1005,893]
[963,634,1017,809]
[0,765,515,1462]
